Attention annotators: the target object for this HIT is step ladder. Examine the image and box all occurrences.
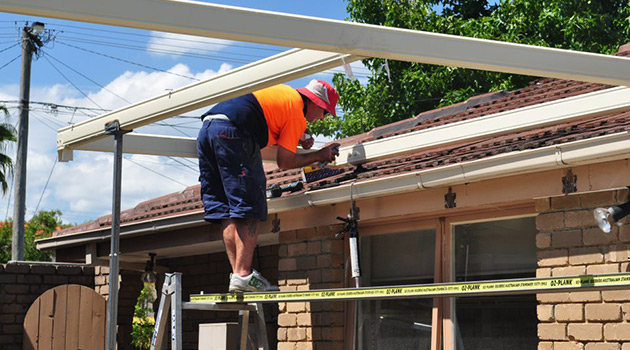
[150,273,269,350]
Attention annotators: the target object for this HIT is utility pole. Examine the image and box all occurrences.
[12,22,44,261]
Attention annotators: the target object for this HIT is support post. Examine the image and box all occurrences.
[11,25,34,261]
[104,120,128,350]
[171,273,183,350]
[151,273,174,350]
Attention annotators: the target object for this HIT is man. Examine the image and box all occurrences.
[197,79,340,292]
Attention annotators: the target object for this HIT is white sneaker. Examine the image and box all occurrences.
[229,269,278,293]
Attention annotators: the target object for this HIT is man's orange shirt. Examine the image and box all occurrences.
[253,85,307,153]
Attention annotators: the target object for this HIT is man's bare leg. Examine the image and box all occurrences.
[221,218,259,276]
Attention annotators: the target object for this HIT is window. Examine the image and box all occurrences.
[353,209,537,350]
[359,228,436,350]
[452,217,537,350]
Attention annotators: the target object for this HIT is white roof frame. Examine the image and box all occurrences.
[2,0,630,162]
[77,86,630,169]
[56,49,361,161]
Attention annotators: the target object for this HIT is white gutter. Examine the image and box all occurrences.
[338,86,630,166]
[269,131,630,210]
[38,131,630,248]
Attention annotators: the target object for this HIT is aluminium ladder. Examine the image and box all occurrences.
[150,273,269,350]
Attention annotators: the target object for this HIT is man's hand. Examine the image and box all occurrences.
[276,142,341,170]
[299,133,315,150]
[317,143,340,163]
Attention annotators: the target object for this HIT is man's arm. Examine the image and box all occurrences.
[276,143,340,170]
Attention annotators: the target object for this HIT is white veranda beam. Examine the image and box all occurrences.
[56,49,361,161]
[338,86,630,166]
[77,133,307,164]
[3,0,630,86]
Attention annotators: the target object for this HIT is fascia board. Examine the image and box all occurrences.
[36,210,206,250]
[56,49,360,159]
[4,0,630,86]
[338,86,630,166]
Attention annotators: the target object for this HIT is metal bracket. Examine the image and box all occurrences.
[336,183,359,238]
[104,119,132,136]
[562,169,577,194]
[445,186,457,208]
[271,214,280,233]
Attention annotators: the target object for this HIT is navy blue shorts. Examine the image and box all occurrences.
[197,118,267,223]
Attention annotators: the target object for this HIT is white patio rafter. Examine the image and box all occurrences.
[2,0,630,162]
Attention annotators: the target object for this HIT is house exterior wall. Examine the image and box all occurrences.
[277,224,346,350]
[536,189,630,350]
[0,262,94,350]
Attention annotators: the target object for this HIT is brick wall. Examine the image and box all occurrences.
[277,225,346,350]
[536,189,630,350]
[162,246,279,349]
[0,262,94,350]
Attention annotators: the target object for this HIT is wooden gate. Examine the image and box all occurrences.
[23,284,107,350]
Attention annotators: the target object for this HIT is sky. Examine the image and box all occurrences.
[0,0,373,225]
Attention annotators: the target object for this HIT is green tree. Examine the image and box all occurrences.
[0,210,68,263]
[0,105,16,194]
[131,283,156,350]
[310,0,630,138]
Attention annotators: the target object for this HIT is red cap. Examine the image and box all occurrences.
[297,79,339,117]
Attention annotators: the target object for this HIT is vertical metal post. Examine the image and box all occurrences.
[254,303,269,350]
[238,309,250,350]
[151,273,174,350]
[11,26,34,261]
[105,120,127,350]
[171,273,183,350]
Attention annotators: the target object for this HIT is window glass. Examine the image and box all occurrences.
[453,217,537,350]
[360,228,435,350]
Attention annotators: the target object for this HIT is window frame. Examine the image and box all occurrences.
[348,203,535,350]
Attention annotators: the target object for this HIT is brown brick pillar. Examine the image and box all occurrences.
[277,225,345,350]
[535,189,630,350]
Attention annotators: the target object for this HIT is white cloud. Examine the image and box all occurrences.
[0,62,231,224]
[147,31,236,58]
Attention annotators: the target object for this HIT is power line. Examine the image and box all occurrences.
[57,33,270,61]
[166,156,198,173]
[58,36,254,65]
[43,55,104,110]
[57,36,372,77]
[31,112,63,132]
[44,21,284,52]
[0,100,109,112]
[0,54,20,72]
[123,156,188,187]
[46,52,131,104]
[0,42,19,54]
[57,41,201,81]
[33,157,57,216]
